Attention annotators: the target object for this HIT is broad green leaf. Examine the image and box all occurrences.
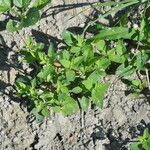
[92,27,138,42]
[130,143,141,150]
[115,40,127,55]
[131,80,141,87]
[37,65,54,81]
[31,108,44,123]
[41,107,49,117]
[6,20,23,32]
[60,86,69,94]
[82,44,94,62]
[96,57,111,70]
[63,50,70,60]
[15,75,31,85]
[82,79,93,90]
[77,35,84,47]
[62,30,75,46]
[71,86,82,94]
[116,64,135,77]
[80,96,89,111]
[47,42,56,59]
[66,70,75,82]
[13,0,30,8]
[143,129,150,139]
[92,83,109,108]
[33,0,51,9]
[70,46,81,54]
[37,52,48,64]
[21,50,37,63]
[108,49,126,63]
[61,97,78,116]
[23,8,40,27]
[40,92,54,100]
[0,0,11,13]
[88,71,100,84]
[31,78,37,88]
[60,59,71,68]
[95,40,106,54]
[72,56,83,67]
[134,50,148,70]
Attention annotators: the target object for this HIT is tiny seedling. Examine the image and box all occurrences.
[130,129,150,150]
[0,0,51,32]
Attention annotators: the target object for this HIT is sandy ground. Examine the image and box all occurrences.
[0,0,150,149]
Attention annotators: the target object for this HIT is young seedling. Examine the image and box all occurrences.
[130,129,150,150]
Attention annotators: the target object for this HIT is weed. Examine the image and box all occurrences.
[130,129,150,150]
[0,0,51,32]
[15,0,150,122]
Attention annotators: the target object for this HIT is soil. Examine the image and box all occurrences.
[0,0,150,150]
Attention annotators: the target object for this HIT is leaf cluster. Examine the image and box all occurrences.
[130,129,150,150]
[0,0,51,32]
[15,0,150,121]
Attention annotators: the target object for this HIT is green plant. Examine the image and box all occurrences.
[16,0,150,121]
[16,34,110,122]
[130,129,150,150]
[0,0,51,32]
[122,79,147,96]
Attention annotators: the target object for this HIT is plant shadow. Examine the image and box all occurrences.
[88,119,150,150]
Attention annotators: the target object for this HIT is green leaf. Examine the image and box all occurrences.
[21,50,37,63]
[61,97,78,116]
[47,42,56,59]
[33,0,51,9]
[13,0,30,8]
[115,40,127,55]
[131,80,141,87]
[70,46,81,54]
[116,64,135,77]
[31,78,37,88]
[40,92,54,100]
[31,108,44,123]
[60,59,71,68]
[88,71,100,84]
[130,143,141,150]
[96,57,111,70]
[71,86,82,94]
[0,0,11,13]
[37,65,54,81]
[23,8,40,27]
[82,79,93,90]
[92,27,138,42]
[41,107,49,117]
[95,40,106,54]
[143,129,150,139]
[92,83,109,108]
[62,30,75,46]
[134,50,149,70]
[66,70,75,82]
[108,49,126,63]
[80,96,89,111]
[6,20,23,32]
[63,50,70,60]
[72,56,83,67]
[82,44,94,62]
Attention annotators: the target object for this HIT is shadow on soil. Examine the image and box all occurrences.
[89,119,150,150]
[42,1,98,18]
[0,34,21,94]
